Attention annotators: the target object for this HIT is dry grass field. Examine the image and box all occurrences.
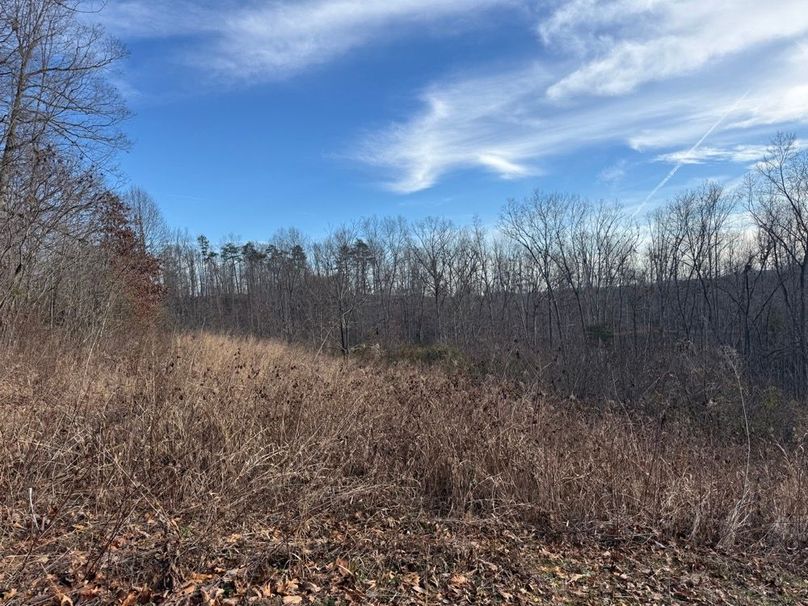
[1,332,807,604]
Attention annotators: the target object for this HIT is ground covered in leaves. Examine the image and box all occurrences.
[3,510,806,605]
[2,333,806,604]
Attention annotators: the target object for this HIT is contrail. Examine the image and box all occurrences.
[632,90,750,218]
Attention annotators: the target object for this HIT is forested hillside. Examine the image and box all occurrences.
[1,1,807,604]
[161,144,808,423]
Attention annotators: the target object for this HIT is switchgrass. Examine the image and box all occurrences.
[1,332,806,590]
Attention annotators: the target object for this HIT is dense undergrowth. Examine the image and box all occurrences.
[1,332,807,603]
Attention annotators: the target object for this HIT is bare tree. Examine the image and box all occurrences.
[125,187,168,255]
[411,217,457,343]
[0,0,129,335]
[0,0,127,199]
[750,133,808,392]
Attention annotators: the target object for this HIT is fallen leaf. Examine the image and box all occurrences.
[499,589,514,601]
[335,559,353,578]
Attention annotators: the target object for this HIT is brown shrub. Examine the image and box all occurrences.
[1,332,806,589]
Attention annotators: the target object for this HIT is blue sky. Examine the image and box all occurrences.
[93,0,808,241]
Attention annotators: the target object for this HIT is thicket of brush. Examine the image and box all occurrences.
[3,331,806,590]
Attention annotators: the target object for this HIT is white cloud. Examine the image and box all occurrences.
[358,65,707,192]
[359,1,808,192]
[355,65,559,192]
[96,0,808,193]
[222,0,519,78]
[97,0,519,80]
[599,160,627,184]
[477,153,533,179]
[655,145,770,165]
[543,0,808,100]
[93,0,221,39]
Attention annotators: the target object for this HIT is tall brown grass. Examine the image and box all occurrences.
[1,332,806,589]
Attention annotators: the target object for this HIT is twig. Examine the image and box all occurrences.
[29,487,40,532]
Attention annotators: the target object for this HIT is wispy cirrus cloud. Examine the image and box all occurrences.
[91,0,222,39]
[598,160,628,184]
[655,145,771,166]
[96,0,521,80]
[94,0,808,197]
[358,0,808,193]
[356,65,555,192]
[215,0,520,79]
[543,0,808,99]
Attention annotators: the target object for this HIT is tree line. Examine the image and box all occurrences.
[159,133,808,409]
[2,0,807,421]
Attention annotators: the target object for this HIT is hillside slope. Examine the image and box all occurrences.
[1,333,805,604]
